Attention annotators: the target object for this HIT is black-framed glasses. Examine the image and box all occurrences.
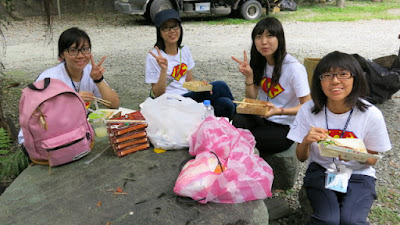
[161,24,180,32]
[319,72,354,81]
[65,47,91,56]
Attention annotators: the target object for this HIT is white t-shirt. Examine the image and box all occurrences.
[287,100,391,178]
[36,62,102,97]
[145,45,195,95]
[258,54,310,125]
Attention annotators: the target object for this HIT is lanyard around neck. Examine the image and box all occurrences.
[71,80,80,93]
[325,107,354,138]
[65,64,80,93]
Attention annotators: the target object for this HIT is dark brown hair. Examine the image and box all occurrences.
[311,51,370,114]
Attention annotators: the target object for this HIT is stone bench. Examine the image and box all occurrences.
[264,143,299,191]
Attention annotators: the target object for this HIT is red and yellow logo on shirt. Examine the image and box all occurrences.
[328,130,357,139]
[260,77,284,99]
[171,63,188,81]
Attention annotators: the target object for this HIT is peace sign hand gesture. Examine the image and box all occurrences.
[231,50,253,79]
[149,46,168,70]
[90,55,107,81]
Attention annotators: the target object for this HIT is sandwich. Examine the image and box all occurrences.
[318,138,367,153]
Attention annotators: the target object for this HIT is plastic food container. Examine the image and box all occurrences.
[88,111,108,138]
[318,140,382,162]
[106,111,150,157]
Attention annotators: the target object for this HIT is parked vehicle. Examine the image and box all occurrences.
[114,0,270,21]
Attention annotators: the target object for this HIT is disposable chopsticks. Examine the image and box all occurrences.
[233,101,267,107]
[105,120,146,124]
[95,97,112,107]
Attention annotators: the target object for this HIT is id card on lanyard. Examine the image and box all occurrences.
[324,107,354,193]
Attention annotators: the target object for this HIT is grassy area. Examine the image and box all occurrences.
[204,0,400,24]
[370,186,400,224]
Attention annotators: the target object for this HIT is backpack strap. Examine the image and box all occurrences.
[28,77,51,91]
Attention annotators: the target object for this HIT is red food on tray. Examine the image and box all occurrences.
[106,111,150,157]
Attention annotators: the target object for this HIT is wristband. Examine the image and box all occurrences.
[245,81,253,86]
[279,107,285,115]
[93,76,104,83]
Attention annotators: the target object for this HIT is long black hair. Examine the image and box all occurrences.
[311,51,370,114]
[58,27,91,59]
[250,17,287,86]
[154,21,183,52]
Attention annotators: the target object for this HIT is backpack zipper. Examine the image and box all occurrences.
[46,137,84,151]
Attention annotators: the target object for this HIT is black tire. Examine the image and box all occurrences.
[149,0,174,23]
[240,0,263,20]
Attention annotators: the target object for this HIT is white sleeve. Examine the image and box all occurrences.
[363,108,391,152]
[287,103,312,143]
[290,63,310,98]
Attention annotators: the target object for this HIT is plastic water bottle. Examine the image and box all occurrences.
[203,100,214,120]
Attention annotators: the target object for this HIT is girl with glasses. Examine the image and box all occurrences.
[231,17,311,156]
[36,27,120,109]
[287,51,391,224]
[145,9,236,119]
[18,27,120,146]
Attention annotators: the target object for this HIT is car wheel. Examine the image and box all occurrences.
[150,0,174,23]
[240,0,263,20]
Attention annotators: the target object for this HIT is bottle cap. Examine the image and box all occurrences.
[203,100,211,106]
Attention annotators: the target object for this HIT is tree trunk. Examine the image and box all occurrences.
[337,0,345,8]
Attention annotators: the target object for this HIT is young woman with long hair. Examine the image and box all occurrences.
[232,17,311,156]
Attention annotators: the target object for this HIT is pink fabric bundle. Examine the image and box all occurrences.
[173,116,274,204]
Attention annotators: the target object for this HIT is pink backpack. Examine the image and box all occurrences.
[19,78,94,166]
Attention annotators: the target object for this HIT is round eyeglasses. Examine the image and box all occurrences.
[65,47,91,56]
[319,72,354,81]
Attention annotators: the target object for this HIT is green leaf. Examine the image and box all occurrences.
[0,150,10,154]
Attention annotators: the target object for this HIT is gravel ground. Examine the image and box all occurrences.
[1,14,399,224]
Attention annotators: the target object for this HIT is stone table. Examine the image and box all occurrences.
[0,138,269,225]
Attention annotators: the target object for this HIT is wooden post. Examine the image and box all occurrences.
[57,0,61,19]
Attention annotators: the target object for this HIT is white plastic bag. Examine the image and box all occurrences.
[140,93,205,150]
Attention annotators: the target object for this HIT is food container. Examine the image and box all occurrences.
[236,98,270,116]
[318,139,382,162]
[88,111,108,138]
[183,81,213,92]
[106,111,150,157]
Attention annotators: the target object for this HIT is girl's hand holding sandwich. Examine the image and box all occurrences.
[302,126,329,145]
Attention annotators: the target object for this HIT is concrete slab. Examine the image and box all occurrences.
[0,138,269,225]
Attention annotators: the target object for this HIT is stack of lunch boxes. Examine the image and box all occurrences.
[106,111,150,157]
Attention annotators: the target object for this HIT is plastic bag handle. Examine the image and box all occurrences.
[28,77,51,91]
[210,151,224,173]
